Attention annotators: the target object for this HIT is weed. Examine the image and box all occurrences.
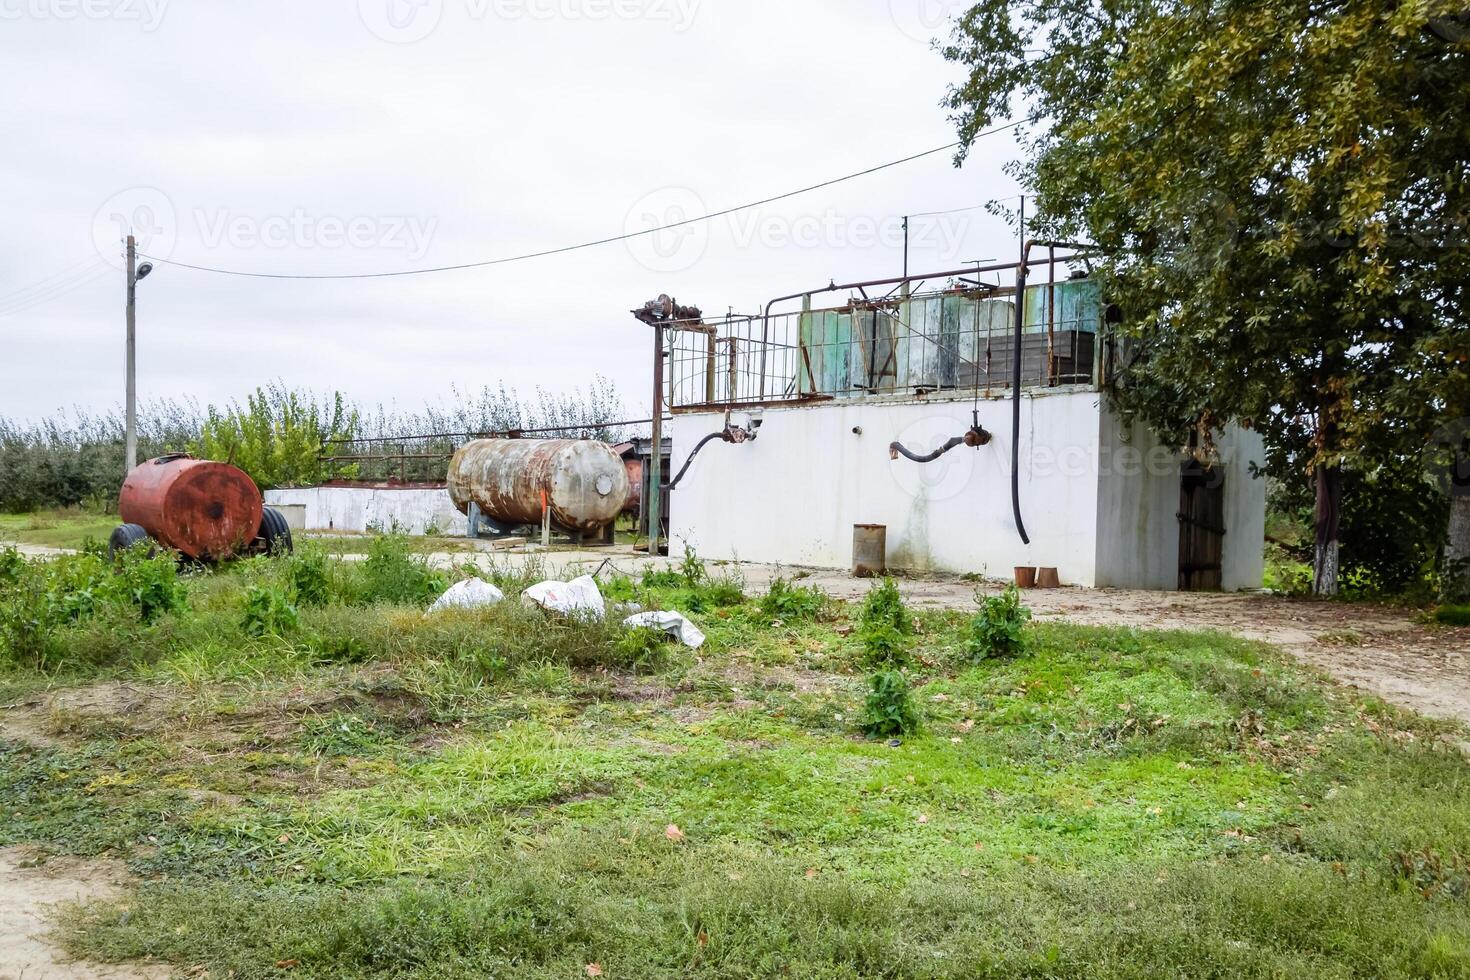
[242,585,299,637]
[358,532,447,605]
[287,545,331,607]
[857,577,910,667]
[110,547,187,624]
[966,585,1031,661]
[678,544,706,588]
[615,626,670,669]
[861,669,919,737]
[1433,604,1470,627]
[758,577,826,621]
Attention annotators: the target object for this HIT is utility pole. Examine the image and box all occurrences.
[123,235,154,476]
[125,234,137,474]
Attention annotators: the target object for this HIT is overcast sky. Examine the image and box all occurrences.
[0,0,1023,424]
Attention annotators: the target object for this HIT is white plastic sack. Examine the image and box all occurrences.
[427,578,505,614]
[623,610,706,649]
[521,574,606,618]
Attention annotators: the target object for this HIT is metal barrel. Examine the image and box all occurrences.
[447,439,630,533]
[852,523,887,577]
[118,455,264,559]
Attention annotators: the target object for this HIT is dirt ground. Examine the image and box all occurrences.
[0,847,168,980]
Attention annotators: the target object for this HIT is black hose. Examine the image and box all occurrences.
[889,436,965,463]
[664,431,725,490]
[1012,257,1031,544]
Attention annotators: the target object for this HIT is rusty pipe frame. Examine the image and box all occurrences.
[889,420,992,463]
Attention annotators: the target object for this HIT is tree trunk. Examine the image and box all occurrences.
[1313,461,1342,596]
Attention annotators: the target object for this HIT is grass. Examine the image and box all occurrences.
[0,508,118,550]
[1,540,1469,977]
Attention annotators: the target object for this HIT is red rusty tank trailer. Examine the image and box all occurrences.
[110,454,292,560]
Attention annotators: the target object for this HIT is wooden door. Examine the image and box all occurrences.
[1178,463,1225,590]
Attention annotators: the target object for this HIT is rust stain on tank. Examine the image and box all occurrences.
[448,439,630,532]
[119,455,264,559]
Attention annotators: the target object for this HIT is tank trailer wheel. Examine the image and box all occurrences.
[107,523,155,560]
[258,507,294,556]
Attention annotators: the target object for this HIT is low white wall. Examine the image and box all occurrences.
[264,487,466,537]
[667,391,1104,585]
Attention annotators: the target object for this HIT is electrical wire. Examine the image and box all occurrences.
[138,121,1023,281]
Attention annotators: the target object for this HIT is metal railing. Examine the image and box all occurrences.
[663,261,1110,412]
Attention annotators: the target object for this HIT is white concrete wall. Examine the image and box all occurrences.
[264,487,466,537]
[668,393,1267,591]
[1218,426,1267,590]
[667,391,1104,585]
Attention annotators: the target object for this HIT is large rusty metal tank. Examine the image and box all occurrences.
[448,439,630,533]
[118,454,265,560]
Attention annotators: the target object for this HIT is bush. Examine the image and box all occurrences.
[861,670,919,737]
[286,546,332,607]
[966,585,1032,661]
[1434,604,1470,627]
[110,548,188,624]
[242,585,299,637]
[758,578,826,621]
[857,578,910,668]
[356,533,447,606]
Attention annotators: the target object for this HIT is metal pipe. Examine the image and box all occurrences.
[1012,202,1031,546]
[664,431,725,490]
[890,435,965,463]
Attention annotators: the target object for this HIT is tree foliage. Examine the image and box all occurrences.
[943,0,1470,592]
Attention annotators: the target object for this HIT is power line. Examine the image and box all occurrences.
[140,121,1022,281]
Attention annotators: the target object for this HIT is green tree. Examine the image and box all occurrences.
[942,0,1470,593]
[194,384,358,490]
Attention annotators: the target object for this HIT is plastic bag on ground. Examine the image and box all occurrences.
[427,578,505,614]
[521,574,605,618]
[623,610,706,649]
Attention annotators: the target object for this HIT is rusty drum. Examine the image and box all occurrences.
[118,454,264,560]
[448,439,630,533]
[852,523,887,577]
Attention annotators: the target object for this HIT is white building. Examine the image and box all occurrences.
[657,263,1265,590]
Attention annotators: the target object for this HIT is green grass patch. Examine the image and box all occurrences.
[1,546,1468,977]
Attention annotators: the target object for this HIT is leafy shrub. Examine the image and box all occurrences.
[861,670,919,737]
[966,585,1032,661]
[759,577,826,621]
[1434,604,1470,627]
[857,578,911,667]
[242,585,299,637]
[110,548,188,624]
[677,545,706,588]
[287,546,332,607]
[357,533,446,606]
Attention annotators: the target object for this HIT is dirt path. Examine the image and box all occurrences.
[0,847,168,980]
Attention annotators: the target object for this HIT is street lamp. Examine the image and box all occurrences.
[124,235,154,474]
